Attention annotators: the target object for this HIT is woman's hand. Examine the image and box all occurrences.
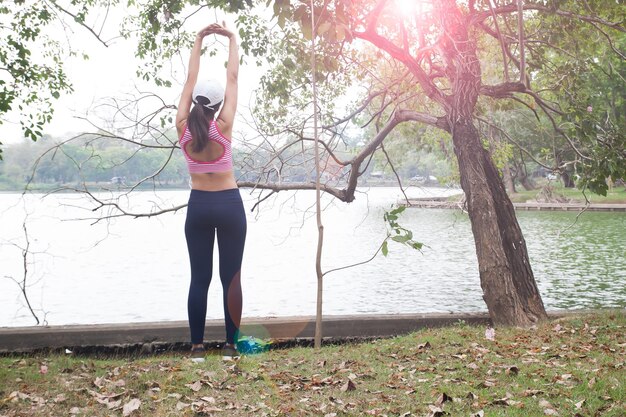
[196,22,235,40]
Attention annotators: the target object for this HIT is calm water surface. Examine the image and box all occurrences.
[0,188,624,327]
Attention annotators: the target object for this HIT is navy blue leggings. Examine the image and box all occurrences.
[185,188,247,345]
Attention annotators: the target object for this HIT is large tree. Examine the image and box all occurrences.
[9,0,624,327]
[226,0,624,326]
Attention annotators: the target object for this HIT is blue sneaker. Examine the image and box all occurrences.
[236,337,271,354]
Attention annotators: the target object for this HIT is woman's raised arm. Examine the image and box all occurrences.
[215,23,239,138]
[176,27,213,137]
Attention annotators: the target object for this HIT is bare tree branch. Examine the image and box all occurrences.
[322,237,387,277]
[487,0,510,82]
[471,4,626,32]
[46,0,112,47]
[380,143,410,205]
[237,181,348,202]
[354,29,450,109]
[517,0,526,86]
[4,221,41,325]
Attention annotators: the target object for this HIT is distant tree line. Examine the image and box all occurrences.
[0,130,456,191]
[0,134,185,190]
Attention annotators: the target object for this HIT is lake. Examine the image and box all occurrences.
[1,187,624,327]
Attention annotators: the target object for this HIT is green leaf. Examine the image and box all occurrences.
[391,235,410,243]
[381,241,388,257]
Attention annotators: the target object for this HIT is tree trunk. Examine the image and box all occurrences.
[438,0,547,327]
[513,158,535,191]
[519,174,535,191]
[502,162,516,195]
[561,171,575,188]
[452,121,547,326]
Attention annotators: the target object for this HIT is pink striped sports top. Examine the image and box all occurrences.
[179,120,233,173]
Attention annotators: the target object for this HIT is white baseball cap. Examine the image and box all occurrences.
[192,79,224,109]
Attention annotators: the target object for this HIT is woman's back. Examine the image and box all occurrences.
[179,119,237,191]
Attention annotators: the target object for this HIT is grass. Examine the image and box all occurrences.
[1,311,624,416]
[507,183,626,204]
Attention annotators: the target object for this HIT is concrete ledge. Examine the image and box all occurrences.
[0,310,596,353]
[0,313,493,353]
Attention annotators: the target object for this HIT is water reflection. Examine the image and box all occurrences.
[520,211,626,309]
[0,188,624,327]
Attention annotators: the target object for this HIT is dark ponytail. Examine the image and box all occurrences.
[188,96,221,153]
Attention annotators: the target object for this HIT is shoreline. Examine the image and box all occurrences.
[0,309,607,354]
[403,199,626,212]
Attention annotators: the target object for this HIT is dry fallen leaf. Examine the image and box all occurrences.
[435,392,453,406]
[185,380,202,392]
[539,399,554,408]
[485,328,495,341]
[107,399,122,410]
[418,341,432,349]
[111,379,126,387]
[341,379,356,392]
[522,389,543,397]
[505,366,519,375]
[176,401,190,411]
[122,398,141,416]
[93,376,105,388]
[476,379,496,388]
[193,404,224,413]
[426,404,449,417]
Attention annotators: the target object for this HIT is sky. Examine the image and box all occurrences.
[0,5,261,145]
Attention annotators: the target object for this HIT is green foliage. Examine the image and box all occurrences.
[528,1,625,188]
[232,2,361,135]
[382,205,422,257]
[121,0,254,88]
[472,1,626,193]
[0,1,75,154]
[3,0,623,197]
[573,117,626,196]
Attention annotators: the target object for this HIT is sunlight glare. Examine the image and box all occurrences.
[395,0,416,16]
[393,0,432,18]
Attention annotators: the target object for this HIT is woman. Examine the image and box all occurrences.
[176,22,244,361]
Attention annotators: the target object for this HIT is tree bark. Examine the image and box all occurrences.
[452,121,547,326]
[502,162,517,194]
[439,0,547,327]
[561,170,576,188]
[519,174,535,191]
[512,155,535,191]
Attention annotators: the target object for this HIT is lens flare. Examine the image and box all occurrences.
[395,0,416,15]
[393,0,431,18]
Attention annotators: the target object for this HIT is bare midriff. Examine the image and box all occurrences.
[189,171,238,191]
